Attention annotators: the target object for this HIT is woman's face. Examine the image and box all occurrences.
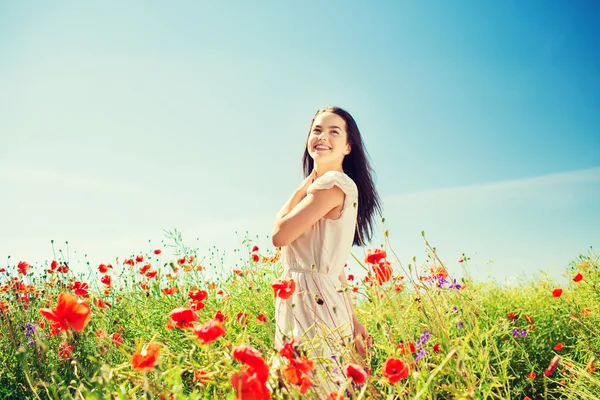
[306,112,351,165]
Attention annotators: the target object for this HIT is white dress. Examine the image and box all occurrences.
[274,170,359,392]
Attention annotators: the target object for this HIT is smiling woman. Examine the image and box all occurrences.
[270,106,383,394]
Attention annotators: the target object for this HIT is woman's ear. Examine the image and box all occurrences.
[345,144,352,155]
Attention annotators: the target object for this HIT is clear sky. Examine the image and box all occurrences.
[1,1,599,284]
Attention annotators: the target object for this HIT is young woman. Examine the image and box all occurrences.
[271,106,383,392]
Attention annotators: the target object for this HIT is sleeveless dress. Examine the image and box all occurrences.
[274,170,359,393]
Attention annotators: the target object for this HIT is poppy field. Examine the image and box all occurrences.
[0,229,598,399]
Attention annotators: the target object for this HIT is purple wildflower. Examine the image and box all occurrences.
[449,279,462,289]
[415,348,428,361]
[456,322,464,329]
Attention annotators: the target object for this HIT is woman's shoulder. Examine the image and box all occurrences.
[316,170,358,194]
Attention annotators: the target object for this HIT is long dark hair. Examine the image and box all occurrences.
[302,106,383,246]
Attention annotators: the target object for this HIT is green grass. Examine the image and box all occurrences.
[0,230,598,399]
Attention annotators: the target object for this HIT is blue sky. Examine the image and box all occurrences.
[1,1,599,284]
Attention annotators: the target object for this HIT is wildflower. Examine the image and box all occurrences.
[49,321,64,336]
[58,342,74,360]
[524,314,534,324]
[111,333,123,345]
[365,248,386,264]
[189,289,208,302]
[448,279,462,289]
[18,261,31,275]
[398,342,416,354]
[25,322,37,346]
[251,253,259,262]
[512,329,527,338]
[140,281,149,291]
[329,393,344,400]
[135,255,144,263]
[139,263,151,274]
[373,260,393,285]
[456,322,464,329]
[417,330,431,347]
[214,310,227,322]
[279,339,300,360]
[382,357,409,383]
[131,342,160,372]
[527,372,536,380]
[177,257,187,265]
[433,343,441,353]
[50,260,58,271]
[96,299,111,309]
[230,344,270,399]
[58,263,68,273]
[237,312,248,325]
[430,264,449,280]
[256,313,268,323]
[507,312,518,320]
[415,348,427,361]
[573,272,583,282]
[554,343,564,351]
[100,275,112,287]
[544,355,560,377]
[162,287,178,295]
[168,307,198,330]
[552,288,563,298]
[124,258,135,266]
[344,363,367,384]
[0,301,8,313]
[581,308,592,315]
[283,355,314,394]
[98,263,112,273]
[271,278,296,300]
[194,370,209,384]
[95,329,108,338]
[39,292,92,331]
[194,319,226,344]
[394,284,406,292]
[154,249,162,255]
[72,281,89,297]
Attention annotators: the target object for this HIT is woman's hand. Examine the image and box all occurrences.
[353,318,373,358]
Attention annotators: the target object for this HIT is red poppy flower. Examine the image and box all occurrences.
[135,255,144,263]
[214,310,227,322]
[527,371,536,380]
[139,263,151,274]
[283,356,313,393]
[168,307,198,330]
[329,393,344,400]
[433,343,441,353]
[17,261,30,275]
[96,299,111,309]
[40,292,92,331]
[344,363,367,384]
[573,272,583,282]
[145,270,157,279]
[365,248,386,264]
[524,397,532,400]
[232,345,270,384]
[194,319,226,344]
[373,260,393,285]
[279,338,300,361]
[95,329,108,338]
[100,275,112,287]
[237,312,248,325]
[58,342,74,359]
[429,265,448,280]
[50,260,58,271]
[398,341,416,354]
[0,301,9,313]
[581,308,592,315]
[230,368,270,400]
[552,288,563,298]
[72,281,89,297]
[256,313,268,323]
[554,343,564,351]
[382,357,409,383]
[98,263,112,273]
[111,333,123,345]
[252,245,259,252]
[189,289,208,301]
[154,249,162,255]
[347,274,355,281]
[131,342,160,372]
[271,278,296,300]
[177,257,187,265]
[124,258,135,266]
[163,287,178,295]
[544,355,560,377]
[507,312,518,320]
[251,253,259,263]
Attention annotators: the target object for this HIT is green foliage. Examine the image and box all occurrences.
[0,235,598,399]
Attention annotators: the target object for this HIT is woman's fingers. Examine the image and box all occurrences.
[355,335,367,357]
